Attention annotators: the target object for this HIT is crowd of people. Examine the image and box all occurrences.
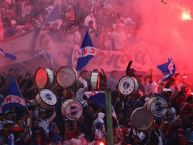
[0,0,139,50]
[0,0,193,145]
[0,66,193,145]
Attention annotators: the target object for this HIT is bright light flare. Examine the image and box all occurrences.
[99,142,105,145]
[181,10,192,21]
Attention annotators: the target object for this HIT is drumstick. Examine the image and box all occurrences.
[126,60,133,76]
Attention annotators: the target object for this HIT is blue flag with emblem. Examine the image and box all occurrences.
[0,48,16,60]
[76,32,95,71]
[1,80,26,113]
[157,58,176,81]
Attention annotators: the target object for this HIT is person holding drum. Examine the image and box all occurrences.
[39,110,56,137]
[75,71,88,107]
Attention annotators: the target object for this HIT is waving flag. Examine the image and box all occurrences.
[45,5,61,23]
[76,32,96,71]
[157,58,176,81]
[0,48,16,60]
[84,91,117,119]
[1,80,26,113]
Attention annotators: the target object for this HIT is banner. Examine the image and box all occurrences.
[0,30,40,68]
[1,29,193,74]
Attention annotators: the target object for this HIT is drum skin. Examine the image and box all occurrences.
[118,76,139,95]
[35,89,57,110]
[61,99,83,120]
[131,107,153,130]
[56,66,78,88]
[90,72,100,90]
[34,68,54,89]
[146,97,168,118]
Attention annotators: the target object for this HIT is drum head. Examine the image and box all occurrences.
[40,89,57,106]
[150,97,168,118]
[61,100,83,120]
[35,68,48,89]
[56,66,77,88]
[118,76,135,95]
[131,107,153,130]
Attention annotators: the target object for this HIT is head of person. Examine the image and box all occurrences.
[89,20,94,28]
[98,112,105,120]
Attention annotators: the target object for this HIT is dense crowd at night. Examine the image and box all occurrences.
[0,0,193,145]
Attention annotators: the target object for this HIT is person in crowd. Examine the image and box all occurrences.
[93,112,106,136]
[84,11,97,30]
[20,72,36,99]
[4,19,17,38]
[39,110,56,137]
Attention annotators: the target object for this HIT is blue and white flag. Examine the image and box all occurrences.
[84,91,117,119]
[45,5,60,23]
[0,48,16,60]
[76,32,96,71]
[1,80,26,113]
[157,58,176,81]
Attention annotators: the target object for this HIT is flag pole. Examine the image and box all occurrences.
[15,80,29,113]
[105,89,114,145]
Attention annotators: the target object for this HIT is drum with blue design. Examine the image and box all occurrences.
[35,89,57,109]
[118,76,139,95]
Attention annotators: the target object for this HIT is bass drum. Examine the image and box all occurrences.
[35,89,57,109]
[34,68,54,89]
[118,76,138,95]
[56,66,78,88]
[131,107,153,130]
[90,72,100,91]
[146,97,168,118]
[61,99,83,120]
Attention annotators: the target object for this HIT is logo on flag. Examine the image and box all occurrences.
[157,58,176,81]
[0,48,16,60]
[1,80,26,113]
[75,32,96,71]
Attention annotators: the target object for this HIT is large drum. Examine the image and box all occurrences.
[118,76,139,95]
[90,72,100,90]
[131,107,154,130]
[61,99,83,120]
[34,68,54,89]
[146,97,168,118]
[36,89,57,109]
[56,66,78,88]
